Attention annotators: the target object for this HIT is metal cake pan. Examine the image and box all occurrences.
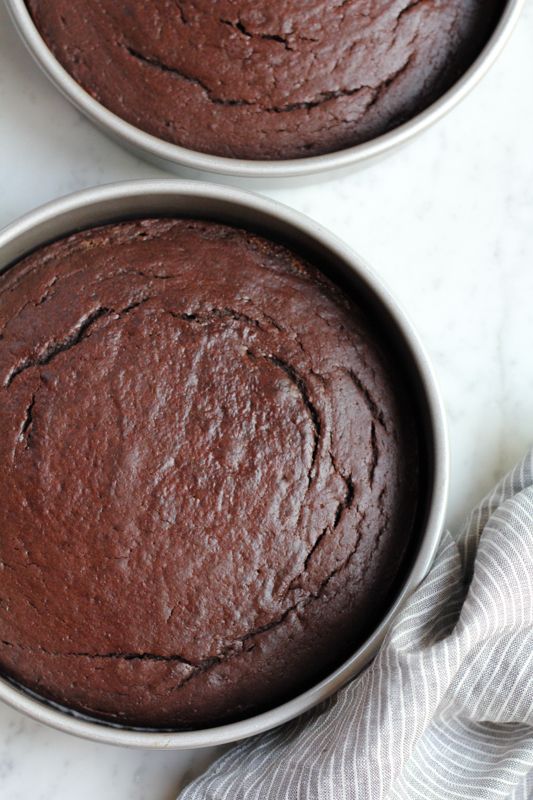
[4,0,525,186]
[0,180,449,748]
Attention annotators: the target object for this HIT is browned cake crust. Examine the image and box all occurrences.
[26,1,502,160]
[0,219,419,728]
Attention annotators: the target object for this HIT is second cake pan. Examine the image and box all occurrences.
[0,179,448,747]
[5,0,525,186]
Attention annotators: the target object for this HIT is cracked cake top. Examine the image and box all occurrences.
[0,219,419,727]
[25,0,502,160]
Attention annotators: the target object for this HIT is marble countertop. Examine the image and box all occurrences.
[1,3,533,798]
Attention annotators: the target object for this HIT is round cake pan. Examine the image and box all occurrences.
[0,180,449,748]
[5,0,525,186]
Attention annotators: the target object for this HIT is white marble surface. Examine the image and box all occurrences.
[1,3,533,798]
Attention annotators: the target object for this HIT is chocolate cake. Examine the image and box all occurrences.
[0,219,419,727]
[26,0,503,159]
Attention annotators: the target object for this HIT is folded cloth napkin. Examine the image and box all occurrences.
[180,451,533,800]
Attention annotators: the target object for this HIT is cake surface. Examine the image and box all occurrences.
[26,0,502,160]
[0,219,419,728]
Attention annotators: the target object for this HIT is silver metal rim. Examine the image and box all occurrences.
[5,0,525,179]
[0,179,449,748]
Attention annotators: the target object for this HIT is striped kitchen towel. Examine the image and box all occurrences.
[180,450,533,800]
